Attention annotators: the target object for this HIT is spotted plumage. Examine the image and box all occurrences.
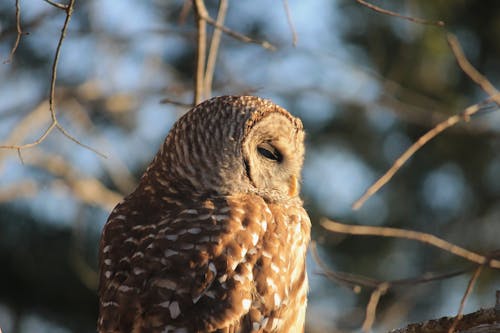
[98,96,311,333]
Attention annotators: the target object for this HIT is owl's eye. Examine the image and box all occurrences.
[257,143,283,163]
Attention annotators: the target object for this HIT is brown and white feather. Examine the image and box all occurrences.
[98,96,310,333]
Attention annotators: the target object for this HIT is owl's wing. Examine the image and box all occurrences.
[98,200,144,333]
[99,195,272,333]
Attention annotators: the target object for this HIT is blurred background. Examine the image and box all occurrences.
[0,0,499,332]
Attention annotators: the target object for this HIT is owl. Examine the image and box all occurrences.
[98,95,311,333]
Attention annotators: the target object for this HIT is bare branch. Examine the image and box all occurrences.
[311,241,378,290]
[160,98,194,108]
[448,265,484,333]
[447,34,500,106]
[49,97,138,194]
[0,121,57,151]
[192,0,207,105]
[178,0,192,25]
[0,0,106,158]
[352,97,498,210]
[355,0,444,27]
[200,12,276,51]
[204,0,228,100]
[55,123,105,157]
[43,0,69,10]
[3,0,22,64]
[312,240,472,332]
[362,282,390,332]
[283,0,298,46]
[312,240,470,293]
[321,219,500,269]
[353,35,500,210]
[390,306,499,333]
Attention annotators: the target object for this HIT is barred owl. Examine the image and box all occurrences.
[98,96,311,333]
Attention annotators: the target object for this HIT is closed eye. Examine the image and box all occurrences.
[257,143,283,163]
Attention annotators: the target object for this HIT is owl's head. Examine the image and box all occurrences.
[152,96,305,203]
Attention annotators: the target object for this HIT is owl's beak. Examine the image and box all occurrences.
[288,175,299,197]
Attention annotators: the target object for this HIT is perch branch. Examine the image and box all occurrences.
[389,306,499,333]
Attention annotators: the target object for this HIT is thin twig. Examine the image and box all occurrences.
[201,13,276,51]
[56,123,105,157]
[311,241,469,290]
[363,282,390,332]
[43,0,68,10]
[0,121,57,150]
[16,148,24,164]
[312,240,470,332]
[178,0,192,25]
[204,0,228,100]
[447,34,500,106]
[355,0,444,27]
[352,97,497,210]
[321,219,500,269]
[448,265,484,333]
[0,0,106,158]
[353,35,500,210]
[311,241,378,290]
[4,0,22,64]
[160,98,194,108]
[389,268,470,287]
[192,0,207,105]
[282,0,298,46]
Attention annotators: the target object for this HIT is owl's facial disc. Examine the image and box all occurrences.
[243,112,305,202]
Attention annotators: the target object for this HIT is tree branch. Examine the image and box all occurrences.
[200,11,276,51]
[355,0,444,26]
[390,306,499,333]
[448,265,484,333]
[192,0,207,105]
[321,219,500,269]
[447,33,500,106]
[353,33,500,210]
[204,0,228,100]
[352,97,498,210]
[3,0,23,64]
[0,0,106,158]
[282,0,297,46]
